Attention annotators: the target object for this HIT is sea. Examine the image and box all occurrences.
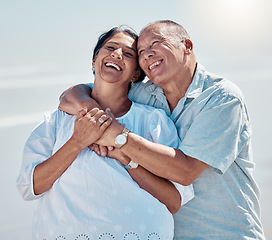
[0,72,271,239]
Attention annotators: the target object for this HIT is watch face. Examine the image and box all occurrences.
[130,161,138,168]
[116,134,127,145]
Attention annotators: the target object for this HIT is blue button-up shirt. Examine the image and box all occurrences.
[128,63,265,239]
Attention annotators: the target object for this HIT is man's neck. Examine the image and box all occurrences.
[164,63,196,112]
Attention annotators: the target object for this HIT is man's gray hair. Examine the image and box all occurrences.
[141,20,190,42]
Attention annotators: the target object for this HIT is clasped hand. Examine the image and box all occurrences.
[71,107,113,150]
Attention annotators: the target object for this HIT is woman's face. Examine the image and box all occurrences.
[93,32,139,85]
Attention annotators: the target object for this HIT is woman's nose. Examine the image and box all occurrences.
[111,48,123,59]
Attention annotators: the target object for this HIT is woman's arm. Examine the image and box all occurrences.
[59,84,98,115]
[107,149,181,214]
[33,108,112,195]
[33,135,84,195]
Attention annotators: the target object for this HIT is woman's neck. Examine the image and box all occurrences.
[91,80,132,118]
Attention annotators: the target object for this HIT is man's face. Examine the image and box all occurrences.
[137,24,186,87]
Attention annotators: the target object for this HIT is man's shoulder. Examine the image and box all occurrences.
[199,65,245,102]
[131,101,165,114]
[130,79,158,93]
[128,79,166,107]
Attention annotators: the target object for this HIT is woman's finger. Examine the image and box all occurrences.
[76,107,87,120]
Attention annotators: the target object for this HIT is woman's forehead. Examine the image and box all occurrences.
[106,32,137,49]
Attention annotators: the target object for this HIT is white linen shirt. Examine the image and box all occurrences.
[17,102,194,240]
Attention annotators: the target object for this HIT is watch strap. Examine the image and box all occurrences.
[124,160,138,170]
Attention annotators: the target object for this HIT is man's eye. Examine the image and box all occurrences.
[152,41,159,46]
[138,50,143,56]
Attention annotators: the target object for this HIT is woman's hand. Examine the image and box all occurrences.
[71,107,112,150]
[106,148,130,166]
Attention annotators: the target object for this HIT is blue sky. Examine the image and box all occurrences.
[1,0,271,81]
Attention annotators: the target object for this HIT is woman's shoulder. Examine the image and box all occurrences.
[43,110,75,122]
[37,110,76,134]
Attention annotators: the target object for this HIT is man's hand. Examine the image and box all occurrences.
[89,144,114,157]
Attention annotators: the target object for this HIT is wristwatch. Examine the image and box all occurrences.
[114,128,130,149]
[124,160,139,170]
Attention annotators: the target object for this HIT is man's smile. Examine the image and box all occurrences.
[148,60,162,70]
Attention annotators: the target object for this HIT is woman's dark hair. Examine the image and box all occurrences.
[92,26,146,83]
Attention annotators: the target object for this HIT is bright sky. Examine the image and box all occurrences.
[1,0,271,81]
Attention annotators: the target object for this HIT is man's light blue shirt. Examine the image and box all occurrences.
[128,63,265,239]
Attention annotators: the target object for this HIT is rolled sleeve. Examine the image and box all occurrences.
[179,94,251,174]
[171,181,194,206]
[16,112,57,201]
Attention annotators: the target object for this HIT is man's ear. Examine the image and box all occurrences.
[131,69,141,82]
[184,39,193,54]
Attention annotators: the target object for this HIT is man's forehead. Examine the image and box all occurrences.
[139,26,165,42]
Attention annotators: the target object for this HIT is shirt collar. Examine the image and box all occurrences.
[185,63,206,99]
[145,63,206,100]
[145,81,168,104]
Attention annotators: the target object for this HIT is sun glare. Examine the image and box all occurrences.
[189,0,271,51]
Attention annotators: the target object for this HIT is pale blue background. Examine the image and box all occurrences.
[0,0,271,239]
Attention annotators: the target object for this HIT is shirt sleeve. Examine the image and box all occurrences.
[16,111,57,201]
[86,82,93,89]
[179,93,251,174]
[146,108,194,206]
[129,81,170,113]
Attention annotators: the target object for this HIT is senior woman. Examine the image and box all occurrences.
[17,27,193,240]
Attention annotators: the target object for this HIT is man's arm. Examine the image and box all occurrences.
[58,84,205,187]
[59,84,97,115]
[122,133,209,186]
[96,127,209,186]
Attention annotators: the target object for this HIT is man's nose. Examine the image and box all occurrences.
[111,48,123,59]
[143,48,154,60]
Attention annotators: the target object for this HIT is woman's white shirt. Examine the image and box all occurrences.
[17,102,194,240]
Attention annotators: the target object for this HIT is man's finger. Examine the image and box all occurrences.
[100,146,108,157]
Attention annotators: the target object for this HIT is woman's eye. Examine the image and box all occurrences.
[124,52,133,57]
[106,46,115,50]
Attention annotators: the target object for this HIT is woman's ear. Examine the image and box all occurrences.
[131,69,141,82]
[92,58,96,68]
[92,59,96,74]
